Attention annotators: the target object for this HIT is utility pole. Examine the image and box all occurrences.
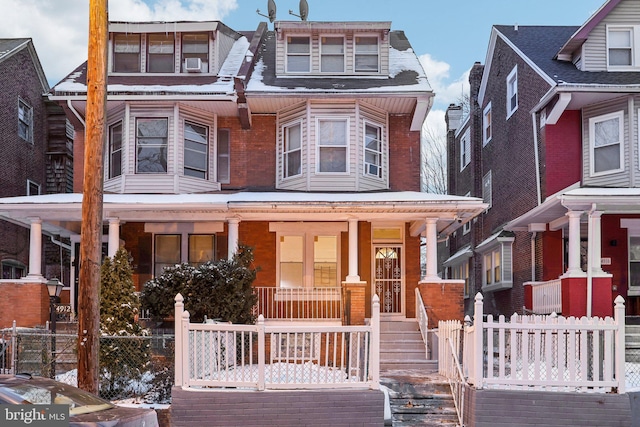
[78,0,108,394]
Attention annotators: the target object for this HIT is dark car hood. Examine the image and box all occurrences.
[70,405,158,427]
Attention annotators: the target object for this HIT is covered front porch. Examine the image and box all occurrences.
[0,191,486,328]
[507,186,640,317]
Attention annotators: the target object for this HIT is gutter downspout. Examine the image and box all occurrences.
[67,100,85,127]
[531,232,537,281]
[531,111,542,206]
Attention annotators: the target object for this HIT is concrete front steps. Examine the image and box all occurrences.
[380,319,437,372]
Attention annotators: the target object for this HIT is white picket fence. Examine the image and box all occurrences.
[440,293,626,393]
[526,279,562,314]
[174,293,380,391]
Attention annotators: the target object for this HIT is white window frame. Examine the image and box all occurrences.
[363,121,383,178]
[607,25,636,70]
[316,117,349,174]
[217,128,230,184]
[483,170,492,210]
[483,102,492,145]
[451,261,470,298]
[27,179,40,196]
[463,192,471,235]
[136,117,168,174]
[286,35,311,73]
[113,33,141,73]
[460,128,470,171]
[18,98,33,143]
[183,120,209,179]
[283,120,303,179]
[320,35,345,73]
[108,121,123,179]
[589,110,625,177]
[181,33,209,73]
[354,35,380,73]
[477,236,514,292]
[506,66,518,118]
[270,222,346,289]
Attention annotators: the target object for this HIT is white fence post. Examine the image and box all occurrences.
[614,295,625,394]
[257,314,265,391]
[371,294,380,390]
[181,309,191,387]
[473,293,484,389]
[174,293,184,387]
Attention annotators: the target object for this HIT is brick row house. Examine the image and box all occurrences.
[0,39,73,326]
[0,18,485,328]
[446,0,640,317]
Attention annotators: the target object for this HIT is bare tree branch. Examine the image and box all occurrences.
[421,124,448,194]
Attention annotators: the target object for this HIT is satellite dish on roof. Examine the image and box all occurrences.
[289,0,309,21]
[256,0,276,23]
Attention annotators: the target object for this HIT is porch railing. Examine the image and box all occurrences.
[174,293,380,391]
[527,279,562,314]
[464,293,626,393]
[253,286,343,321]
[415,287,430,359]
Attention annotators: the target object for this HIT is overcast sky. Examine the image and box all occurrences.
[0,0,606,133]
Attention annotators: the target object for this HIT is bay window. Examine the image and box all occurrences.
[283,122,302,178]
[184,121,208,179]
[109,121,123,178]
[364,122,382,178]
[317,119,347,173]
[477,232,514,292]
[136,118,168,173]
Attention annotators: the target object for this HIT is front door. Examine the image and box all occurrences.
[373,246,403,315]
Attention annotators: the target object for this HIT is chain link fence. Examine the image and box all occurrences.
[626,347,640,390]
[0,326,174,403]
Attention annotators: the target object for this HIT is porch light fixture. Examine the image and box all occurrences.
[46,277,64,299]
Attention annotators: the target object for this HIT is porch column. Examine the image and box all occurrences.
[424,218,440,281]
[564,210,584,277]
[26,217,43,279]
[227,218,240,259]
[107,217,120,257]
[346,218,360,282]
[589,211,604,275]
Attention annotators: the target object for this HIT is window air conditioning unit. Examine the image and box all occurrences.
[184,57,202,72]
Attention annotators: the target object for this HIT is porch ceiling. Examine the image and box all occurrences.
[0,191,486,238]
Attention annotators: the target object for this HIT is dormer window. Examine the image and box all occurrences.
[147,34,175,73]
[113,34,140,72]
[321,37,345,73]
[287,36,310,73]
[355,36,379,72]
[136,118,168,173]
[182,33,209,73]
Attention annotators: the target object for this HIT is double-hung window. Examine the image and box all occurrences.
[108,122,123,178]
[321,36,344,73]
[217,129,230,183]
[317,119,347,173]
[18,99,33,143]
[460,128,470,171]
[589,110,624,176]
[355,36,379,72]
[364,122,382,178]
[136,118,168,173]
[113,34,140,72]
[478,233,514,292]
[287,36,310,73]
[182,33,208,73]
[147,34,175,73]
[154,233,216,277]
[483,103,492,145]
[184,121,208,179]
[608,27,633,67]
[506,66,518,118]
[482,170,492,210]
[283,122,302,178]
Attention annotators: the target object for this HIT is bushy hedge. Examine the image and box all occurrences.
[141,245,258,324]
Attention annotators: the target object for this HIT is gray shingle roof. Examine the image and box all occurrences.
[496,25,640,85]
[0,38,30,61]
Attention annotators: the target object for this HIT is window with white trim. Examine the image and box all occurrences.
[27,180,40,196]
[147,33,175,73]
[287,36,310,73]
[184,121,208,179]
[482,171,492,210]
[113,33,140,72]
[460,128,470,171]
[483,102,492,145]
[272,223,343,289]
[317,119,348,173]
[18,98,33,143]
[364,122,382,178]
[321,36,344,73]
[355,36,379,72]
[136,118,168,173]
[506,66,518,117]
[589,110,624,176]
[182,33,209,73]
[451,262,470,298]
[154,233,216,277]
[478,235,514,292]
[217,129,230,183]
[283,122,302,178]
[108,121,123,178]
[608,26,634,68]
[463,192,471,235]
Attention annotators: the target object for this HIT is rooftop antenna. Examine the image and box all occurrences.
[289,0,309,21]
[257,0,277,23]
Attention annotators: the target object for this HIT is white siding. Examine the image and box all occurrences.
[277,102,308,191]
[582,1,640,71]
[215,31,238,74]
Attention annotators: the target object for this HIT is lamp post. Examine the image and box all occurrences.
[46,278,64,378]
